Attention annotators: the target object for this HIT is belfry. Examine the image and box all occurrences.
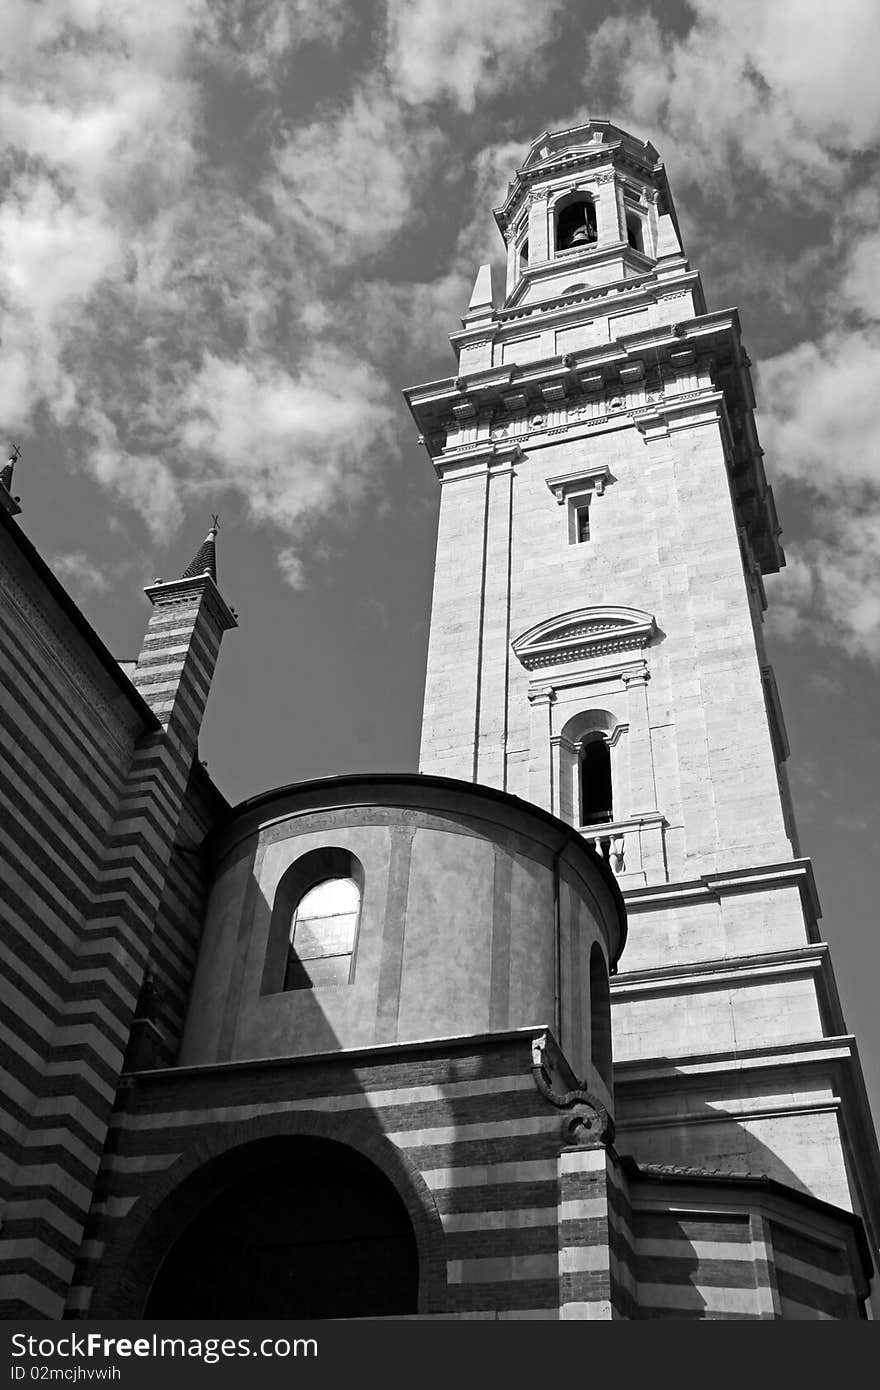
[406,120,880,1307]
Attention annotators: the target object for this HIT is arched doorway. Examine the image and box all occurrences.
[144,1136,419,1318]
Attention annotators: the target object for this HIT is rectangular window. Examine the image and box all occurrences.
[576,504,591,543]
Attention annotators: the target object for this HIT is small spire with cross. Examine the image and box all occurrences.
[0,444,22,515]
[179,514,220,582]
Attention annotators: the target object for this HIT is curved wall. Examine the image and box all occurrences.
[178,775,625,1104]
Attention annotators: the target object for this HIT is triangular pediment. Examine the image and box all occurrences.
[512,606,656,670]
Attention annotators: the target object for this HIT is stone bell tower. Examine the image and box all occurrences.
[404,120,880,1288]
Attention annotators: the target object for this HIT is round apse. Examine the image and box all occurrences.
[144,1138,419,1318]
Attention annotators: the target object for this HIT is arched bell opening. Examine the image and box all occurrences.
[556,196,597,253]
[143,1135,419,1319]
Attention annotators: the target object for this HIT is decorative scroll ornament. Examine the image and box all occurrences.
[530,1032,614,1147]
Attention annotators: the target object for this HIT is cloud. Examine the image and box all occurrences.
[569,1,880,664]
[198,0,351,79]
[582,0,880,197]
[758,228,880,662]
[50,550,111,596]
[178,346,399,567]
[0,2,412,577]
[385,0,566,112]
[270,80,449,263]
[345,136,525,368]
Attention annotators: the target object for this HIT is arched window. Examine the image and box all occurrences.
[285,876,361,990]
[556,197,597,252]
[626,212,644,252]
[590,943,612,1090]
[519,237,529,272]
[580,735,613,826]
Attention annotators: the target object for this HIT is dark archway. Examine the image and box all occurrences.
[144,1136,418,1318]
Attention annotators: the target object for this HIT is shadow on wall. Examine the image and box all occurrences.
[80,778,625,1320]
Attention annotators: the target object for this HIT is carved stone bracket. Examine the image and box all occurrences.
[530,1032,614,1147]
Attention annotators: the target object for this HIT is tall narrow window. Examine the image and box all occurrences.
[556,198,597,252]
[626,212,644,252]
[285,877,360,990]
[575,504,591,544]
[519,237,529,273]
[580,737,612,825]
[590,943,612,1089]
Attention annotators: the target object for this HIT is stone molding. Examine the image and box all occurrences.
[546,463,612,503]
[512,606,657,671]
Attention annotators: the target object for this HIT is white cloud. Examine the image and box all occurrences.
[0,1,413,576]
[758,328,880,493]
[270,80,447,262]
[583,0,880,196]
[50,551,110,596]
[385,0,566,112]
[758,221,880,662]
[198,0,350,78]
[177,347,399,574]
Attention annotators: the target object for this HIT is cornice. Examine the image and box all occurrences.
[513,606,657,671]
[621,856,822,923]
[611,942,830,998]
[144,573,238,633]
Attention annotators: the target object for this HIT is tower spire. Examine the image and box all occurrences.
[179,514,219,582]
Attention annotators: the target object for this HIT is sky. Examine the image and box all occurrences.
[2,1,880,1119]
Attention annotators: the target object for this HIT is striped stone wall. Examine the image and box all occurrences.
[627,1171,869,1319]
[0,511,235,1318]
[0,516,150,1317]
[74,1029,869,1319]
[80,1032,575,1319]
[140,766,229,1067]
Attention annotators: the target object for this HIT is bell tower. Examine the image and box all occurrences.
[405,120,880,1282]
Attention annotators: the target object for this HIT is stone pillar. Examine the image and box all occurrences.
[623,669,657,814]
[558,1145,634,1319]
[475,464,514,790]
[528,190,550,262]
[528,685,555,811]
[597,171,622,245]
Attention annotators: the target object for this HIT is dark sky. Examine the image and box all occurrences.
[3,1,880,1120]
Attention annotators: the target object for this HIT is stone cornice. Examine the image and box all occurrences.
[621,857,822,924]
[493,122,663,232]
[611,942,830,998]
[513,606,657,671]
[144,573,238,633]
[407,304,740,428]
[407,305,784,576]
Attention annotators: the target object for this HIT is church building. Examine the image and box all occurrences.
[0,121,877,1320]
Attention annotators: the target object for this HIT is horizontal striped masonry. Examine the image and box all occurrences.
[137,766,227,1068]
[558,1147,636,1319]
[0,549,234,1319]
[629,1201,865,1319]
[771,1219,860,1319]
[77,1037,574,1319]
[75,1031,870,1318]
